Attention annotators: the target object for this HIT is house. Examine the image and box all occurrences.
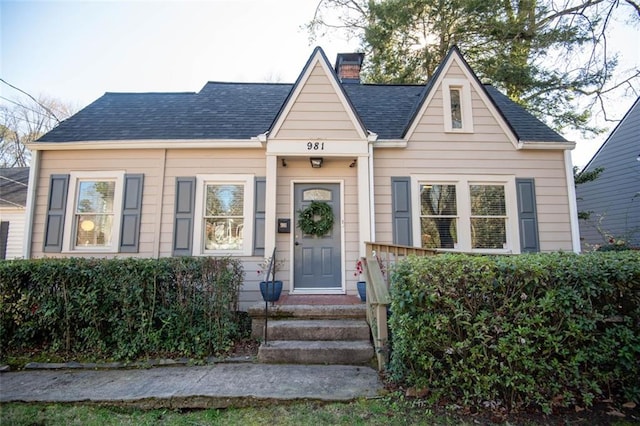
[576,97,640,249]
[25,46,578,309]
[0,167,30,259]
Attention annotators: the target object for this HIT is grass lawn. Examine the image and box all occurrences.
[2,397,639,426]
[0,399,457,426]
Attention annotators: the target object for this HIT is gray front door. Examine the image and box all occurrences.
[293,183,342,290]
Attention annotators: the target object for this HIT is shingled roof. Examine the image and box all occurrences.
[0,167,29,208]
[37,50,566,144]
[483,85,567,143]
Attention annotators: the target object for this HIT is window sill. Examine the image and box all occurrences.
[444,128,474,134]
[62,248,118,254]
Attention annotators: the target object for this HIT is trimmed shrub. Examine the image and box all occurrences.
[0,257,244,361]
[388,251,640,413]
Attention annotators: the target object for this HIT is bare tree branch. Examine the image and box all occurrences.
[0,78,61,124]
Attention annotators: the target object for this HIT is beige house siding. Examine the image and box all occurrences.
[160,149,267,258]
[31,148,364,308]
[372,70,573,252]
[32,149,164,258]
[272,63,361,140]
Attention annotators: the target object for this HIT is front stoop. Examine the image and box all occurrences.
[248,303,375,365]
[266,319,371,341]
[258,340,374,365]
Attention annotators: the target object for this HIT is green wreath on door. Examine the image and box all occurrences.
[297,201,334,237]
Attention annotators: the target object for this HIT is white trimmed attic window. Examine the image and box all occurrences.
[443,80,474,133]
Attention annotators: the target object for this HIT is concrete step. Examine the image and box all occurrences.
[257,340,374,365]
[249,304,367,339]
[265,319,371,341]
[248,304,366,320]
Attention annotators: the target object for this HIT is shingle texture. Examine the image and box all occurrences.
[0,167,29,207]
[483,85,567,142]
[38,69,565,143]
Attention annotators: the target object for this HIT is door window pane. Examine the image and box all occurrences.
[303,189,331,201]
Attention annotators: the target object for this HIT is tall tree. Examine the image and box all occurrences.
[307,0,640,135]
[0,93,74,167]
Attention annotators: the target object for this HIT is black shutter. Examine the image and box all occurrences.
[253,177,266,256]
[43,174,69,253]
[119,174,144,253]
[516,178,540,253]
[391,177,413,246]
[173,177,196,256]
[0,221,9,259]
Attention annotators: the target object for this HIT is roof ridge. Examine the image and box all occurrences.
[103,91,197,95]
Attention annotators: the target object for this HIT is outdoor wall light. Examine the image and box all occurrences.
[310,157,323,168]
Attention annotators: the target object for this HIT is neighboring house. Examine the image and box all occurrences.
[576,97,640,249]
[25,46,578,308]
[0,167,30,259]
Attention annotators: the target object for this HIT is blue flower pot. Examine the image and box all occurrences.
[260,280,283,302]
[357,281,366,302]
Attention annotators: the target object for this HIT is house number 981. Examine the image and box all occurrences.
[307,142,324,151]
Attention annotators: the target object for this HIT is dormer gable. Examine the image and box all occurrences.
[267,47,369,141]
[403,47,519,148]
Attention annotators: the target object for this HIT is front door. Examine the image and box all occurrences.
[293,183,342,291]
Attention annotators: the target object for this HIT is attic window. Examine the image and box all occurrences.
[443,80,474,133]
[450,88,462,129]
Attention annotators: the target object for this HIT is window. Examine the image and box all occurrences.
[415,176,518,253]
[204,184,244,250]
[470,185,507,249]
[194,175,254,255]
[450,88,462,129]
[63,171,124,252]
[420,184,457,248]
[74,180,116,248]
[443,80,473,132]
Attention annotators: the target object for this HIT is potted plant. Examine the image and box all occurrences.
[257,256,284,302]
[354,259,366,302]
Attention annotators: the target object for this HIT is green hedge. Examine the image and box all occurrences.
[0,257,244,361]
[388,251,640,413]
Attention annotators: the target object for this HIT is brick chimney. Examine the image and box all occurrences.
[334,52,364,84]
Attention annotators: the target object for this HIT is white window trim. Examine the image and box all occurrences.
[63,170,125,253]
[193,174,255,256]
[443,79,474,133]
[411,175,520,254]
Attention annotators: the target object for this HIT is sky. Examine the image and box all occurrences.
[1,0,639,168]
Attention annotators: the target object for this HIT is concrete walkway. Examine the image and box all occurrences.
[0,363,383,409]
